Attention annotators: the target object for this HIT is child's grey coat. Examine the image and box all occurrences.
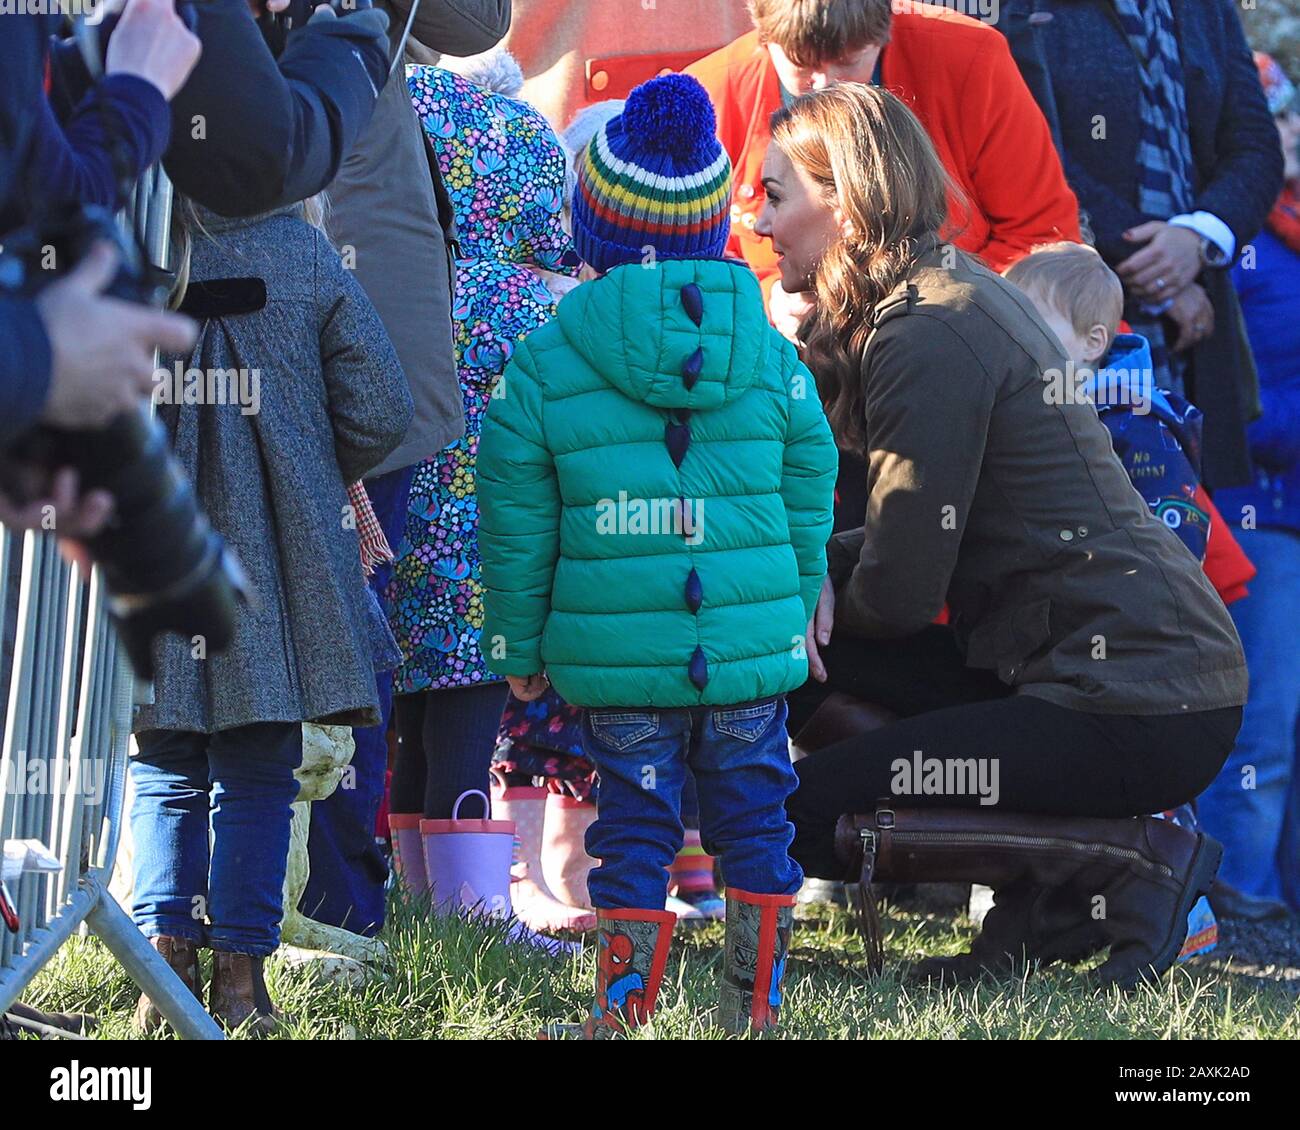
[134,208,414,735]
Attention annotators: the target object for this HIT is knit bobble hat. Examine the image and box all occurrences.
[572,73,733,276]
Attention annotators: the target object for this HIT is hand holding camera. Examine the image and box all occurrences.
[35,242,197,431]
[2,207,248,677]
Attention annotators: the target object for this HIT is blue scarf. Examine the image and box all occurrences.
[1110,0,1197,390]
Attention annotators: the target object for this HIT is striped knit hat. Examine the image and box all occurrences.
[572,74,732,276]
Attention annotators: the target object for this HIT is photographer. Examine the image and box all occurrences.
[4,0,394,531]
[14,0,198,225]
[47,0,393,218]
[1,5,201,532]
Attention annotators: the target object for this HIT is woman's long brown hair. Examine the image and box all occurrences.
[769,85,957,451]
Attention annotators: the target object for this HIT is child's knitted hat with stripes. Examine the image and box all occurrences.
[572,73,733,276]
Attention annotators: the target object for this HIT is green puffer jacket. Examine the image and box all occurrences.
[477,258,837,708]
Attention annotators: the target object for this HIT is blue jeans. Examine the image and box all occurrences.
[581,697,803,909]
[130,723,303,955]
[1198,526,1300,908]
[302,464,415,935]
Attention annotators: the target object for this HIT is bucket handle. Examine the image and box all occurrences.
[452,789,492,821]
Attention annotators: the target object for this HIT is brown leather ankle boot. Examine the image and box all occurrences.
[835,806,1222,989]
[208,951,286,1036]
[133,935,204,1034]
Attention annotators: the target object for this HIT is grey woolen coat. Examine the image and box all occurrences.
[134,208,414,735]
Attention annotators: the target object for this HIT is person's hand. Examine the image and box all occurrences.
[805,576,835,684]
[1166,283,1216,353]
[768,282,816,345]
[0,469,113,572]
[245,0,290,14]
[507,673,550,703]
[105,0,202,102]
[1117,222,1203,305]
[35,243,198,432]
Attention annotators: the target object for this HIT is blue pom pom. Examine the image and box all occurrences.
[621,74,718,162]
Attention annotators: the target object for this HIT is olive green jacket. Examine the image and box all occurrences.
[829,244,1248,716]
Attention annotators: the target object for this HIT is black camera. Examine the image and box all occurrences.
[0,204,249,680]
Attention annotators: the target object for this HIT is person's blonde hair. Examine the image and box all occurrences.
[749,0,893,67]
[1003,242,1124,356]
[168,194,331,310]
[770,83,955,451]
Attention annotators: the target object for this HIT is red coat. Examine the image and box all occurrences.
[1199,487,1255,605]
[686,3,1083,288]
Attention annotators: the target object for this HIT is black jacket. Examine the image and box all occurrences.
[49,2,393,218]
[1006,0,1283,488]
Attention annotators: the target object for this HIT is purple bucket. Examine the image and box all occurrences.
[421,790,516,920]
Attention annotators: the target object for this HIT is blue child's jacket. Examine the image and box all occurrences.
[1085,334,1210,563]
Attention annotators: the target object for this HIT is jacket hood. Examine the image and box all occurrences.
[1088,333,1177,421]
[555,259,770,411]
[408,65,578,275]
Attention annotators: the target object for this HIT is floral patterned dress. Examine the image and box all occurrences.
[387,66,578,694]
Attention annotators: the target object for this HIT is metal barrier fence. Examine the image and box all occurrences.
[0,169,222,1040]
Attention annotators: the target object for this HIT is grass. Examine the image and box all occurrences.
[20,892,1300,1040]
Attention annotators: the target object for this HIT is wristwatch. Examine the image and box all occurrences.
[1198,233,1231,269]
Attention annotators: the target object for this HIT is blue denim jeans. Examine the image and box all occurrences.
[303,464,415,935]
[130,723,303,955]
[1197,527,1300,909]
[581,697,803,909]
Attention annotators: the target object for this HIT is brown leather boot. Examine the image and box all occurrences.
[208,951,286,1036]
[133,935,204,1034]
[834,806,1222,989]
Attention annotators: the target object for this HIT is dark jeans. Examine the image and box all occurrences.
[786,628,1242,878]
[302,464,414,936]
[582,697,803,909]
[130,723,303,955]
[392,681,510,819]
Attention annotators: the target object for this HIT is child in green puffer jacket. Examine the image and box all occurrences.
[476,75,837,1038]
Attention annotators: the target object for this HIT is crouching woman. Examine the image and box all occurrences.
[756,85,1247,987]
